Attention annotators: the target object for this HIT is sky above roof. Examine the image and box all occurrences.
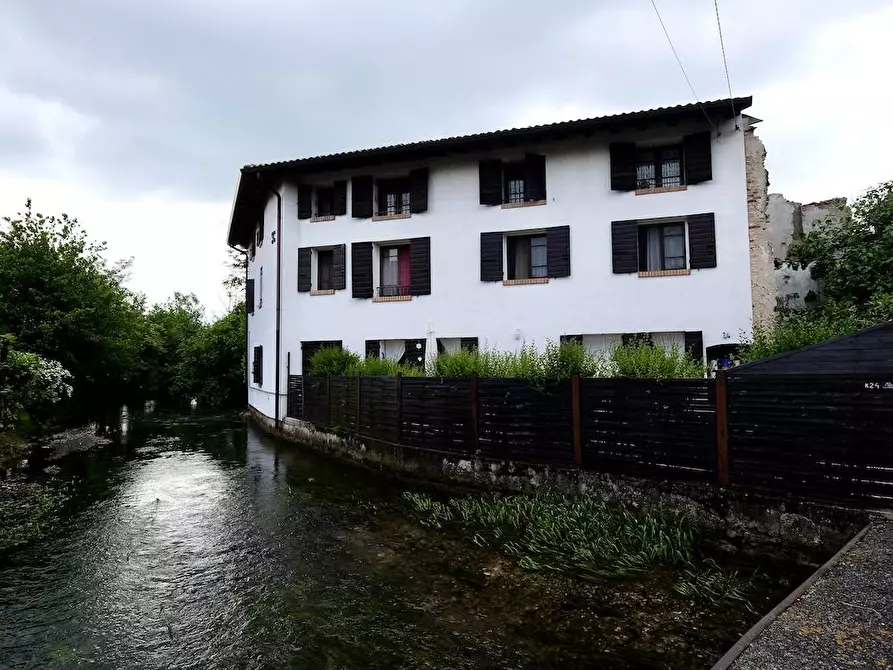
[1,0,890,314]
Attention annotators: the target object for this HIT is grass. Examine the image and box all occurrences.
[403,490,754,607]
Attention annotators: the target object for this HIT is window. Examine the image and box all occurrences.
[317,249,334,290]
[622,333,654,347]
[636,146,683,189]
[503,162,526,204]
[378,245,411,296]
[507,234,547,280]
[248,239,256,261]
[256,219,264,247]
[252,345,263,385]
[377,179,410,216]
[638,223,686,272]
[259,266,264,307]
[316,187,335,217]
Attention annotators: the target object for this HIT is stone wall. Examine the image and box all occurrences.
[767,194,850,311]
[744,122,776,330]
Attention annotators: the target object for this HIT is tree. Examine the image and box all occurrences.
[791,180,893,310]
[0,201,148,405]
[222,247,247,308]
[140,292,206,403]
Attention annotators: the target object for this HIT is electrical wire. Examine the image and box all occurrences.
[648,0,717,134]
[713,0,738,129]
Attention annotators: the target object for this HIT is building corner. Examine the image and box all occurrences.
[744,120,775,332]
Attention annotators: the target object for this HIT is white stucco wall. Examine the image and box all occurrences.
[245,116,752,419]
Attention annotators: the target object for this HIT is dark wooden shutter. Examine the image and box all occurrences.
[409,168,429,214]
[609,142,637,191]
[297,247,312,292]
[611,220,639,273]
[365,340,381,359]
[351,242,373,298]
[688,213,717,269]
[246,278,255,314]
[332,244,346,290]
[684,131,713,184]
[480,232,504,281]
[546,225,570,278]
[297,185,313,219]
[460,337,479,351]
[401,339,425,368]
[479,160,502,206]
[351,175,373,218]
[334,180,348,216]
[684,331,704,362]
[410,237,431,296]
[525,153,546,202]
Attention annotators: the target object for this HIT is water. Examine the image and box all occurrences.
[0,412,801,669]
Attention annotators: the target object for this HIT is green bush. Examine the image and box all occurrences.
[610,343,706,379]
[433,341,600,383]
[346,356,423,377]
[307,346,360,376]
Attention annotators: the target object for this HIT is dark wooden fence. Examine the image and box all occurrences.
[283,371,893,507]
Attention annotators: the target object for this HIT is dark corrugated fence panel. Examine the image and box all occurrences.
[401,378,473,453]
[477,379,574,465]
[286,375,303,419]
[580,378,716,481]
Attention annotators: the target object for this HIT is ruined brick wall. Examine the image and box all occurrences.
[744,123,776,331]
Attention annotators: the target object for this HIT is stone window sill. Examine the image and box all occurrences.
[503,277,550,286]
[310,289,336,296]
[372,213,411,222]
[635,185,687,196]
[311,215,336,223]
[638,269,691,278]
[501,199,547,210]
[372,295,412,303]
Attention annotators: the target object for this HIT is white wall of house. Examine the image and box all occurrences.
[245,116,751,419]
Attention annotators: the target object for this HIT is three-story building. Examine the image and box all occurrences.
[227,96,772,421]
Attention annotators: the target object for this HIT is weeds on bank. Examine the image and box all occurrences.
[403,491,753,608]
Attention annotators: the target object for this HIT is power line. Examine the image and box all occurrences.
[648,0,717,134]
[713,0,738,129]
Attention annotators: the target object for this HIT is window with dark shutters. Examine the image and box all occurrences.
[334,180,348,216]
[297,247,312,292]
[297,185,313,220]
[400,339,426,369]
[610,142,637,191]
[683,131,713,184]
[684,331,704,363]
[546,225,570,278]
[622,333,653,347]
[611,220,639,273]
[409,168,429,214]
[480,232,504,281]
[560,334,584,345]
[246,278,255,314]
[352,175,374,218]
[460,337,479,351]
[351,242,374,298]
[409,237,431,296]
[252,345,263,386]
[332,244,346,290]
[688,213,717,269]
[365,340,381,359]
[479,160,503,206]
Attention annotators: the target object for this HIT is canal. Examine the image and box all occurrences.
[0,412,818,669]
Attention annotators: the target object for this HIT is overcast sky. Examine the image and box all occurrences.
[1,0,891,315]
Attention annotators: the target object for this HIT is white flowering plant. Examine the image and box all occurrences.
[0,342,73,433]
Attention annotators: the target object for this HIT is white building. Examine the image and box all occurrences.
[227,96,773,421]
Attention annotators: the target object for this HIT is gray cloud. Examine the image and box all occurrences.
[0,0,888,201]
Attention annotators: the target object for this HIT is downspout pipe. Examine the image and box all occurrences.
[257,175,283,430]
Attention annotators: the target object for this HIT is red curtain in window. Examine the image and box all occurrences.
[398,247,411,289]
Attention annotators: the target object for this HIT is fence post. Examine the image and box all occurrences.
[571,374,583,467]
[396,373,403,444]
[471,371,480,450]
[715,371,730,485]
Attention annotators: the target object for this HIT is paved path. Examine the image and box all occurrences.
[717,519,893,669]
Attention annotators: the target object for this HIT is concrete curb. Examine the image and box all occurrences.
[709,522,874,670]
